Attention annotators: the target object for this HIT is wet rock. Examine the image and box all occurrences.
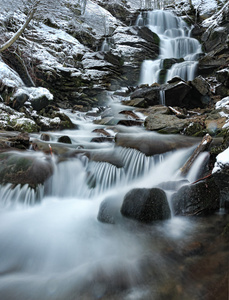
[90,137,113,143]
[92,128,112,137]
[144,114,188,133]
[7,132,30,150]
[157,180,189,191]
[121,188,171,223]
[0,151,53,187]
[119,110,140,120]
[58,135,72,144]
[97,196,122,224]
[172,177,221,216]
[115,132,199,156]
[40,133,51,141]
[0,131,30,150]
[181,241,204,257]
[117,119,143,127]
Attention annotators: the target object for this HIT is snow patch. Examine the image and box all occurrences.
[0,62,24,88]
[213,146,229,173]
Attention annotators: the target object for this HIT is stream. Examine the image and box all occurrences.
[0,7,228,300]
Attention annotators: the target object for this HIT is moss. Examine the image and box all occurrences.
[14,119,39,133]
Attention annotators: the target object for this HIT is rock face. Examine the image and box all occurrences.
[121,188,171,223]
[172,177,220,216]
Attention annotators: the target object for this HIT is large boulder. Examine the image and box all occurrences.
[120,188,171,223]
[172,177,220,216]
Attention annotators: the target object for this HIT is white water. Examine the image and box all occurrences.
[0,106,208,299]
[139,10,202,85]
[0,18,209,300]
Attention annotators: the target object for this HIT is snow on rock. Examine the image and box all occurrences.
[14,87,53,101]
[202,0,229,28]
[216,96,229,110]
[0,61,24,88]
[215,96,229,128]
[83,0,122,37]
[213,146,229,173]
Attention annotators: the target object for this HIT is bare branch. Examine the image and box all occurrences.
[0,0,40,53]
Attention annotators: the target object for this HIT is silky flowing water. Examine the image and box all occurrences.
[0,95,227,300]
[139,10,202,85]
[0,7,228,300]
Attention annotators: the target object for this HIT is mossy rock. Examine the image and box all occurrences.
[14,118,40,133]
[184,122,206,136]
[0,152,53,187]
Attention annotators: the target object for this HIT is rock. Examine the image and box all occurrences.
[216,68,229,88]
[164,80,192,107]
[202,27,228,53]
[172,177,221,216]
[184,121,206,137]
[115,132,199,156]
[191,76,210,96]
[157,180,190,191]
[0,131,30,150]
[0,151,53,187]
[58,135,72,144]
[10,93,29,110]
[40,133,51,141]
[97,196,122,224]
[7,132,30,150]
[30,95,52,111]
[90,137,113,143]
[122,98,147,108]
[121,187,171,223]
[117,119,143,127]
[144,114,188,133]
[92,128,112,137]
[130,85,160,106]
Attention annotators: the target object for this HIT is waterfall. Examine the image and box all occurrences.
[139,10,202,85]
[159,89,165,105]
[101,37,110,52]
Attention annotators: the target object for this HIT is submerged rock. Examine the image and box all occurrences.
[121,188,171,223]
[97,195,122,224]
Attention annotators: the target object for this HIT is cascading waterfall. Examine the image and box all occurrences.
[0,109,212,300]
[0,8,218,300]
[139,10,202,85]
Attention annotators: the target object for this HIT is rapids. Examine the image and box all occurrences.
[0,5,227,300]
[0,93,218,300]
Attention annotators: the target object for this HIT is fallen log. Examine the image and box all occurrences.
[180,134,213,175]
